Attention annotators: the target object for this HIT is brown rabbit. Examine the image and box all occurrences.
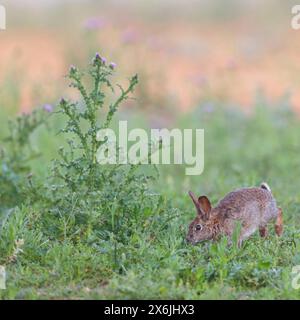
[186,183,283,246]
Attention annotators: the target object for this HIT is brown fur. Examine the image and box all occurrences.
[275,207,283,236]
[186,183,283,246]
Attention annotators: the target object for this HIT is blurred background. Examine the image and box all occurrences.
[2,0,300,194]
[1,0,300,118]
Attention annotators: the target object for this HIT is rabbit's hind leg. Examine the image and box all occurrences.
[259,225,268,238]
[275,207,283,236]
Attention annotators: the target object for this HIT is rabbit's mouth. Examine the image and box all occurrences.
[186,237,200,245]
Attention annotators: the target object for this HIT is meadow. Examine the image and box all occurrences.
[0,55,300,299]
[1,0,300,300]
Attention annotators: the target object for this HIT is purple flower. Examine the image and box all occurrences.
[43,104,54,113]
[191,74,208,87]
[70,65,77,72]
[60,98,67,105]
[109,62,117,70]
[83,17,106,30]
[121,30,139,44]
[202,103,214,113]
[94,53,106,65]
[226,59,237,70]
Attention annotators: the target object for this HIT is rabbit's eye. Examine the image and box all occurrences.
[195,224,202,231]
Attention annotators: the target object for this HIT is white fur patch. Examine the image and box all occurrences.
[260,182,271,192]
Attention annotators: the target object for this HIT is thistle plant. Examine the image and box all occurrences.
[53,54,138,193]
[5,108,49,171]
[46,54,161,257]
[0,108,50,208]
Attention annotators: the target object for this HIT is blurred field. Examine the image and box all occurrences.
[1,0,300,300]
[1,0,300,114]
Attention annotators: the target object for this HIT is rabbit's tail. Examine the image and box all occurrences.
[260,182,271,192]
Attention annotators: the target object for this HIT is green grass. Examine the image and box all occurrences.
[1,97,300,300]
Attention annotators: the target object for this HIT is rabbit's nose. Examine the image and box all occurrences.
[186,235,192,243]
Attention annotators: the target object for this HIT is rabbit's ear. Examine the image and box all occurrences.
[189,191,209,220]
[188,191,202,216]
[198,196,211,219]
